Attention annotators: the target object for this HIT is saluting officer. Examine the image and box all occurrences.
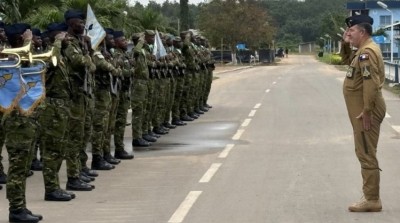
[341,15,386,212]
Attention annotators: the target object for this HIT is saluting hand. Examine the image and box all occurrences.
[356,112,372,131]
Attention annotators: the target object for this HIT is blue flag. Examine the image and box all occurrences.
[0,60,24,114]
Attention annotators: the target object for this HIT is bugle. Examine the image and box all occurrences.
[1,42,32,63]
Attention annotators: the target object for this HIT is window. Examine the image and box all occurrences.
[380,43,390,52]
[380,15,392,26]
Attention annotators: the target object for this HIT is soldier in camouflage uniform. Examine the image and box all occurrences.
[39,22,75,202]
[3,23,43,223]
[63,9,95,191]
[202,37,214,109]
[0,21,8,187]
[91,29,120,170]
[131,33,152,147]
[112,30,134,159]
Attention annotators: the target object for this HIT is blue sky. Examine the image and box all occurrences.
[129,0,206,6]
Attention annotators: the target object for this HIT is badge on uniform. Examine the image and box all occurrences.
[363,66,371,79]
[346,66,354,78]
[359,53,369,61]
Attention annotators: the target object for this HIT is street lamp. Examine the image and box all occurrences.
[377,1,394,62]
[325,34,332,54]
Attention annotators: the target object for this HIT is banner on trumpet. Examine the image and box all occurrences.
[0,60,24,114]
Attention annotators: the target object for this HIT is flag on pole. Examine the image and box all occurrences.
[85,4,106,50]
[153,30,167,60]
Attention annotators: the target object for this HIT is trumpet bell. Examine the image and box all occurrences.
[1,42,32,63]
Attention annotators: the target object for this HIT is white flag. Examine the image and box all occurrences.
[153,30,167,60]
[85,4,106,50]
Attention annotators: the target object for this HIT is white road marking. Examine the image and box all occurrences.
[272,81,277,85]
[199,163,222,183]
[254,103,261,109]
[241,118,252,127]
[385,112,391,118]
[265,89,270,93]
[219,144,235,158]
[232,129,245,140]
[392,125,400,133]
[248,110,257,117]
[168,191,203,223]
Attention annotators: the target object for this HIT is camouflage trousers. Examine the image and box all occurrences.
[153,78,168,126]
[4,112,38,211]
[39,98,70,193]
[172,76,184,120]
[146,79,156,132]
[80,96,94,168]
[102,93,119,155]
[66,92,87,178]
[164,77,176,123]
[91,89,112,156]
[0,112,5,174]
[114,90,130,152]
[180,72,193,117]
[190,72,201,112]
[203,69,213,106]
[131,80,149,139]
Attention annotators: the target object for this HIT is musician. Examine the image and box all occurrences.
[3,22,43,223]
[0,20,8,189]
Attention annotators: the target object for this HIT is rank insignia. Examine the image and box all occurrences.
[346,66,354,78]
[363,66,371,79]
[359,53,369,61]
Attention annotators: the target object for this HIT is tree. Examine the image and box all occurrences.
[198,0,275,51]
[180,0,189,31]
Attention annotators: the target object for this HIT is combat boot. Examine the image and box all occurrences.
[194,108,204,114]
[153,127,168,135]
[149,131,161,138]
[188,112,199,119]
[79,173,93,183]
[143,134,157,142]
[180,115,194,122]
[104,153,120,165]
[205,103,212,109]
[132,138,151,147]
[30,159,43,171]
[80,171,95,181]
[9,208,40,223]
[348,196,382,212]
[0,171,7,184]
[66,178,94,191]
[200,106,209,112]
[82,167,98,177]
[91,155,115,170]
[163,122,177,129]
[44,189,72,201]
[114,150,134,160]
[172,119,187,126]
[23,208,43,221]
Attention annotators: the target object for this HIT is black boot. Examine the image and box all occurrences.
[82,167,98,177]
[188,113,199,119]
[153,126,168,135]
[30,159,43,171]
[114,150,134,160]
[163,122,177,129]
[44,189,72,201]
[66,178,93,191]
[200,106,209,112]
[143,134,157,142]
[26,170,34,177]
[205,103,212,108]
[79,173,93,183]
[172,119,187,126]
[0,171,7,184]
[91,155,115,170]
[132,138,151,147]
[9,208,40,223]
[195,108,204,114]
[80,171,95,181]
[0,185,2,190]
[23,208,43,221]
[104,153,120,165]
[180,115,194,122]
[149,131,161,138]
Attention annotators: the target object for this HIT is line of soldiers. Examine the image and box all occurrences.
[0,8,214,223]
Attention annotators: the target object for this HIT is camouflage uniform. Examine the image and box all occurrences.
[181,36,197,117]
[39,38,72,193]
[171,45,186,122]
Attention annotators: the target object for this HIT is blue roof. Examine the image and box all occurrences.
[347,1,400,10]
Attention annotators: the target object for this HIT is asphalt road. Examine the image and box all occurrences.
[1,55,400,223]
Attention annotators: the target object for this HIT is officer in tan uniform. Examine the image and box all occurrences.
[341,15,386,212]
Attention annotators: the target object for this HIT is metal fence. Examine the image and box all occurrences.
[384,61,399,83]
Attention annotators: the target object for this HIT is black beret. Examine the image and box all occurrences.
[345,15,373,28]
[104,28,114,35]
[47,22,68,32]
[64,9,86,21]
[0,21,4,28]
[5,23,31,38]
[113,30,124,39]
[32,28,41,36]
[131,33,142,40]
[41,30,49,38]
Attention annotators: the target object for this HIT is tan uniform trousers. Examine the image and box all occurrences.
[344,92,385,200]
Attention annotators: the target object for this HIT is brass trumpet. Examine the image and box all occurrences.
[1,42,33,63]
[29,47,57,67]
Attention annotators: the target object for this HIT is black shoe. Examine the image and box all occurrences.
[153,127,168,135]
[114,150,134,160]
[30,159,43,171]
[66,178,93,191]
[91,156,115,170]
[160,126,170,132]
[132,138,151,147]
[9,208,40,223]
[143,134,157,142]
[149,131,161,138]
[172,119,187,126]
[79,173,92,183]
[26,170,34,177]
[44,189,72,201]
[23,208,43,221]
[180,115,194,122]
[0,185,2,190]
[200,106,209,112]
[80,171,95,181]
[62,190,76,199]
[104,153,120,165]
[0,172,7,184]
[82,167,98,177]
[195,109,204,114]
[205,103,212,108]
[188,113,199,119]
[163,122,177,129]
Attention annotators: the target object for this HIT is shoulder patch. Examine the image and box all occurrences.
[363,65,371,79]
[359,53,369,61]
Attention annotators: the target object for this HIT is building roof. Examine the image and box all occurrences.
[347,1,400,10]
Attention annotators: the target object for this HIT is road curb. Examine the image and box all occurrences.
[214,66,252,74]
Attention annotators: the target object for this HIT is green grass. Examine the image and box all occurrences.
[317,53,343,65]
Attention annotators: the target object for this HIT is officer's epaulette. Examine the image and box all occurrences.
[359,53,369,61]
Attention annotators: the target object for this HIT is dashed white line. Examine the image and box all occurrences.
[241,118,252,127]
[248,110,257,117]
[265,89,270,93]
[232,129,245,140]
[199,163,222,183]
[168,191,203,223]
[219,144,235,158]
[272,81,277,85]
[254,103,261,109]
[385,112,391,118]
